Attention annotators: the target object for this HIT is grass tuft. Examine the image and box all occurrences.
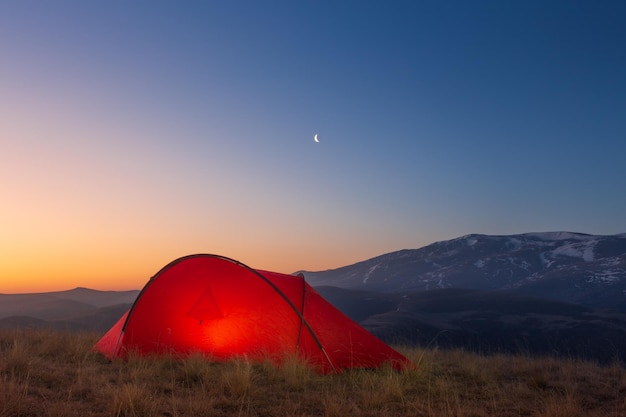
[114,382,157,417]
[220,357,255,399]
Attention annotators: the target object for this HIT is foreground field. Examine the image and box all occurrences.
[1,330,624,417]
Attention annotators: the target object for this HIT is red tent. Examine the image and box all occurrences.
[94,254,412,373]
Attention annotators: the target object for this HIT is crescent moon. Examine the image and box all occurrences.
[314,134,319,143]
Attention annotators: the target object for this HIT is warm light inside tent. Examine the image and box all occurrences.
[201,319,231,352]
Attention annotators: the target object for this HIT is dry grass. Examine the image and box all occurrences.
[0,329,624,417]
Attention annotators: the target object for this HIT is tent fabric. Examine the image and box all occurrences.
[94,254,412,373]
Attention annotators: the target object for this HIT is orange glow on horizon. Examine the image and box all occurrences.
[0,245,392,294]
[1,189,418,294]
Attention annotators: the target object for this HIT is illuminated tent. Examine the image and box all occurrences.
[94,254,412,373]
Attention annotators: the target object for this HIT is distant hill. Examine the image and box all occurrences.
[0,288,139,332]
[302,232,626,311]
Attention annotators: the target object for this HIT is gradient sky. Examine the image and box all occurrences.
[2,1,625,293]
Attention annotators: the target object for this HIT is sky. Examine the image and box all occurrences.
[1,1,625,293]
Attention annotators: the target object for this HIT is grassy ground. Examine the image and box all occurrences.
[0,329,625,417]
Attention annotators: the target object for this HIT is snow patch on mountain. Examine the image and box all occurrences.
[363,263,381,284]
[588,270,622,284]
[508,258,532,271]
[539,252,555,268]
[506,238,523,251]
[601,257,623,267]
[551,239,596,261]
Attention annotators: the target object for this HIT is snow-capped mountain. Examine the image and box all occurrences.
[301,232,626,310]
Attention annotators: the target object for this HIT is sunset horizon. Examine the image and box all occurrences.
[2,2,625,294]
[4,229,626,294]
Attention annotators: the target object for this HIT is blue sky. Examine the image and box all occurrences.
[1,1,625,291]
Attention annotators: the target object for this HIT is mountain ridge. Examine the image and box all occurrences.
[300,231,626,311]
[0,288,139,321]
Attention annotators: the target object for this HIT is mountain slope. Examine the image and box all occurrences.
[315,286,626,364]
[302,232,626,310]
